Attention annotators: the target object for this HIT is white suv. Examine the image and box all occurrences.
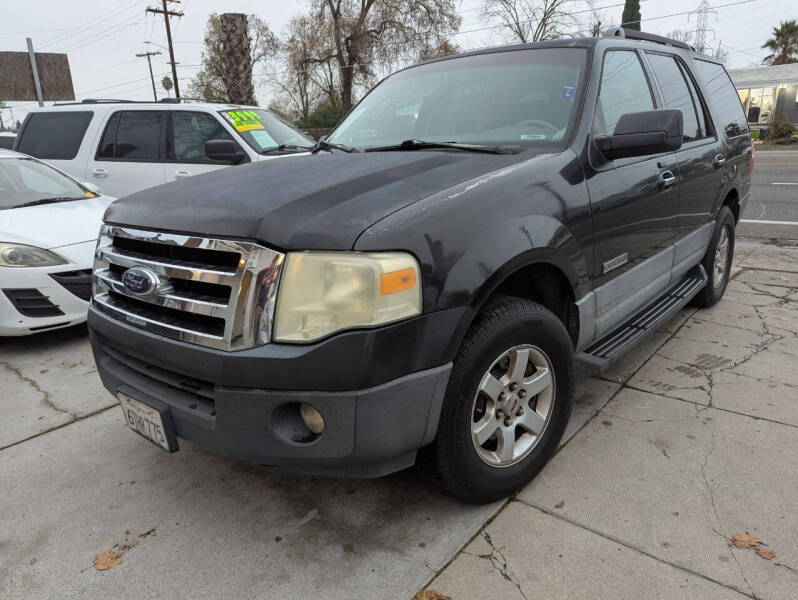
[14,101,314,198]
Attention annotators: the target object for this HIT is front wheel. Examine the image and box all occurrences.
[692,206,736,307]
[424,296,573,504]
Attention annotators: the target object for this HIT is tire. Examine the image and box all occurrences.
[424,296,574,504]
[692,206,735,308]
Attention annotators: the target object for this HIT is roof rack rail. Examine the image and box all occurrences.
[602,27,694,51]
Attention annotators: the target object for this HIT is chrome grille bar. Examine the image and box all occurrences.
[92,225,284,351]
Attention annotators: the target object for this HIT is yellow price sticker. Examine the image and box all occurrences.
[225,110,265,132]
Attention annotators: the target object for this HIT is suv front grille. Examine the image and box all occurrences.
[92,225,284,350]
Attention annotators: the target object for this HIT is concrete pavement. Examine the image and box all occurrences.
[425,239,798,600]
[1,239,796,600]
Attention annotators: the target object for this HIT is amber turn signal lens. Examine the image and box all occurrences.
[380,267,416,295]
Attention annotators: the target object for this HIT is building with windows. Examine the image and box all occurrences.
[728,63,798,127]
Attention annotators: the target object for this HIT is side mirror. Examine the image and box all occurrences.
[594,109,683,160]
[81,181,102,195]
[205,139,246,164]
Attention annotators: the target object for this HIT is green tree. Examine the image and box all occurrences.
[762,20,798,65]
[161,76,173,98]
[621,0,641,31]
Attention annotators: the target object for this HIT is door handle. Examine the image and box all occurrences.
[658,170,677,190]
[92,168,108,179]
[712,154,726,168]
[174,170,192,179]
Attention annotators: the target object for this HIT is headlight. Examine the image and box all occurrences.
[0,243,67,268]
[273,251,421,342]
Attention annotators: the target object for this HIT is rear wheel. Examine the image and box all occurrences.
[692,206,735,307]
[425,296,573,504]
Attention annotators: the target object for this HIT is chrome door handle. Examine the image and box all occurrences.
[92,168,108,179]
[174,170,192,179]
[658,170,677,190]
[712,154,726,168]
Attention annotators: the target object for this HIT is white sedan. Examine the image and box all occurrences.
[0,149,115,336]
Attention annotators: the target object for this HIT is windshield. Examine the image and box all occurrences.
[328,48,587,151]
[0,158,90,210]
[220,109,314,154]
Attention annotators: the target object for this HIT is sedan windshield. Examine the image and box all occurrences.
[328,47,587,151]
[219,109,314,154]
[0,158,90,210]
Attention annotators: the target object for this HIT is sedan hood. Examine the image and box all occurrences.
[0,195,115,249]
[104,152,523,250]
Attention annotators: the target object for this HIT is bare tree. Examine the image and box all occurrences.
[665,29,694,44]
[312,0,461,112]
[189,13,278,103]
[418,38,460,62]
[482,0,575,44]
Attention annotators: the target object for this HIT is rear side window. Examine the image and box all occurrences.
[694,60,748,138]
[172,111,236,162]
[96,111,163,160]
[646,53,701,141]
[596,50,655,135]
[16,111,93,160]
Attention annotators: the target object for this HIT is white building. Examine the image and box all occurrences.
[728,63,798,126]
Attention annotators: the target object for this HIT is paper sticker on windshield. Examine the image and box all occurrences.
[250,129,277,148]
[520,134,547,140]
[224,110,265,132]
[560,85,576,100]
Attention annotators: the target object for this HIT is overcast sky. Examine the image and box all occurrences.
[1,0,792,125]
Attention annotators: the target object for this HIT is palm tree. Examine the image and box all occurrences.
[762,20,798,65]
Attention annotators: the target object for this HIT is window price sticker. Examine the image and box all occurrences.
[224,110,265,132]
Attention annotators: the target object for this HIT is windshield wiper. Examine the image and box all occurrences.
[365,139,514,154]
[311,139,359,154]
[10,197,84,209]
[262,144,314,154]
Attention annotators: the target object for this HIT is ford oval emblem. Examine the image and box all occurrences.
[121,267,160,296]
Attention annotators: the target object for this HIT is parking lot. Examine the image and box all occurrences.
[3,166,798,598]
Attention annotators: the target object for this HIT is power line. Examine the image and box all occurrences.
[37,0,146,50]
[147,0,183,100]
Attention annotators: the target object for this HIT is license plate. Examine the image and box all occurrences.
[118,393,177,452]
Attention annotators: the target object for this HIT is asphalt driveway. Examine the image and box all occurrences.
[1,239,796,600]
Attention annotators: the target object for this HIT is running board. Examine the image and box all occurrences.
[577,265,708,370]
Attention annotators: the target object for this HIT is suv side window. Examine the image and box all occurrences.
[172,111,237,162]
[16,111,93,160]
[96,111,164,161]
[646,53,702,142]
[693,59,749,138]
[595,50,655,135]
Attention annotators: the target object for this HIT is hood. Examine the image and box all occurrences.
[104,152,525,250]
[0,195,115,249]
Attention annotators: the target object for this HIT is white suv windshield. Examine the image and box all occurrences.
[219,109,314,153]
[328,47,587,151]
[0,158,89,210]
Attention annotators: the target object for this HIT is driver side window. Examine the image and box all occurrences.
[596,51,655,135]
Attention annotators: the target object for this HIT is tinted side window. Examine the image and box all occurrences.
[646,53,700,141]
[173,111,235,161]
[97,112,120,158]
[596,51,655,135]
[98,111,163,160]
[16,111,93,160]
[694,60,748,138]
[679,62,709,136]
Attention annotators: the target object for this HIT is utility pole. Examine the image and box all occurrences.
[136,50,162,101]
[688,0,717,54]
[146,0,183,100]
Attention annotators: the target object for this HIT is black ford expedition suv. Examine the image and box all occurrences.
[89,29,752,504]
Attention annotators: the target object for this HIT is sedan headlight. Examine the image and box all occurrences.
[0,243,67,268]
[273,251,421,342]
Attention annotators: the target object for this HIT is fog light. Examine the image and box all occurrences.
[300,403,325,435]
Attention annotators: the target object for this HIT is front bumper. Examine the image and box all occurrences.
[89,306,461,477]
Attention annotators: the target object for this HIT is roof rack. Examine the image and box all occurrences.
[602,27,694,51]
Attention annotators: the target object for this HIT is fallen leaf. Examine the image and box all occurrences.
[730,532,762,549]
[413,591,451,600]
[554,500,565,509]
[93,550,122,571]
[138,527,156,539]
[755,548,776,560]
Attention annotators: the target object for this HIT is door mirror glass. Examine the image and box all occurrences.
[594,109,683,160]
[204,139,245,164]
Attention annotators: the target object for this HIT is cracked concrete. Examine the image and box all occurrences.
[426,239,798,600]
